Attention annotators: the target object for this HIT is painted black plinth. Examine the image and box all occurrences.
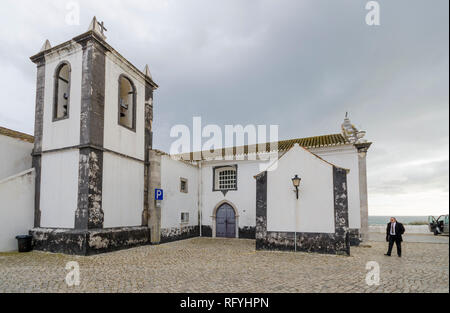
[160,226,200,244]
[201,225,213,237]
[239,226,256,239]
[348,229,361,246]
[30,226,150,255]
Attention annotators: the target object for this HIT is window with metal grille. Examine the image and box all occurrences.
[214,166,237,191]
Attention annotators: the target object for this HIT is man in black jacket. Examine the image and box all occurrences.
[385,217,405,257]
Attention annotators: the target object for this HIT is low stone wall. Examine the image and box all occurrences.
[369,225,429,234]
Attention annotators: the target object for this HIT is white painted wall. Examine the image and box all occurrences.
[42,43,83,151]
[103,53,145,161]
[201,160,260,230]
[102,152,144,228]
[161,156,199,228]
[40,149,79,228]
[0,135,33,180]
[167,143,358,236]
[267,145,335,233]
[312,145,361,229]
[0,169,35,252]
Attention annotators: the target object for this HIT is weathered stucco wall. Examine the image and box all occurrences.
[200,160,259,237]
[159,156,200,242]
[102,152,144,228]
[0,135,33,181]
[103,53,146,161]
[266,145,335,233]
[39,149,79,228]
[0,169,35,252]
[256,159,350,255]
[312,144,361,230]
[42,43,83,151]
[160,156,199,229]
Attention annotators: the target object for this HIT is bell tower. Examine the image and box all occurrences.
[30,17,158,255]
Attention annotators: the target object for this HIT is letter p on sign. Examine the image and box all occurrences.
[155,189,163,201]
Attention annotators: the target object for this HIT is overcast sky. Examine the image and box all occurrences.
[0,0,448,216]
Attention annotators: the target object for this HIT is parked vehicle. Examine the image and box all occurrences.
[428,215,449,235]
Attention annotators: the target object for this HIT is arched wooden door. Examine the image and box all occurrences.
[216,203,236,238]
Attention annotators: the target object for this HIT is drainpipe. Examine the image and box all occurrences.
[198,161,203,236]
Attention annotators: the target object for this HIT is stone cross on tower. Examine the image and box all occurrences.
[97,20,107,35]
[88,16,108,40]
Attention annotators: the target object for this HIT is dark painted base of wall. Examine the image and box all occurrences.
[199,225,255,239]
[239,226,256,239]
[256,217,350,256]
[348,229,361,246]
[201,225,213,237]
[256,231,350,256]
[160,226,200,244]
[30,227,150,255]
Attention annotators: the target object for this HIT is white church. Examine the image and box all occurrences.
[0,18,371,256]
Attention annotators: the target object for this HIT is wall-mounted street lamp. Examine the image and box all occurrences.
[291,174,301,252]
[292,175,301,199]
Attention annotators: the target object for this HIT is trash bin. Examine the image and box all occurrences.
[16,235,33,252]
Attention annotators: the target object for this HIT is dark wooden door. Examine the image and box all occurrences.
[216,204,236,238]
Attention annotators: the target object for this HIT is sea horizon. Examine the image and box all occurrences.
[368,215,433,226]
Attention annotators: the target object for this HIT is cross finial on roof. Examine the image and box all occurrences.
[97,20,107,35]
[87,16,107,40]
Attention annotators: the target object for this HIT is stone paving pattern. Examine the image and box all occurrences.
[0,238,448,293]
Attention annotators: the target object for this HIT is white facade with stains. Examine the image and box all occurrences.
[0,19,371,253]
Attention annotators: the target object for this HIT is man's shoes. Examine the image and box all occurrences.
[384,253,391,256]
[398,255,402,257]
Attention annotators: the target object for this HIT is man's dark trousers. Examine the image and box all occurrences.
[387,235,402,256]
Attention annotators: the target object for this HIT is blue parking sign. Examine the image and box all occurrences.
[155,189,163,201]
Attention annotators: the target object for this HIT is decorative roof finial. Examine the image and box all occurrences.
[40,39,52,52]
[341,113,367,144]
[144,64,152,79]
[87,16,107,40]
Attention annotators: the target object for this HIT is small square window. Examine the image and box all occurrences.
[181,212,189,223]
[180,178,188,193]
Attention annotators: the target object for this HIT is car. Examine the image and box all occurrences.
[428,215,449,236]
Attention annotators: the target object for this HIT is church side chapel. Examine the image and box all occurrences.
[0,18,371,256]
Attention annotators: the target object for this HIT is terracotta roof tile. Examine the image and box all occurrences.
[0,126,34,143]
[176,133,350,160]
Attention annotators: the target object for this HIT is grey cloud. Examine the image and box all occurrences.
[0,0,448,215]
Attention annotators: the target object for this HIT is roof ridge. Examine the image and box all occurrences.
[173,133,352,160]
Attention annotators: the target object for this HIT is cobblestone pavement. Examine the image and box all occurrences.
[369,232,449,244]
[0,238,448,293]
